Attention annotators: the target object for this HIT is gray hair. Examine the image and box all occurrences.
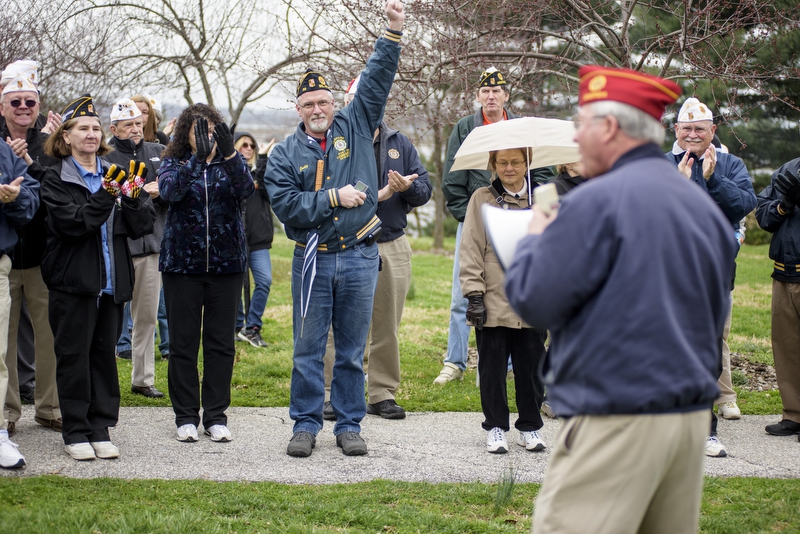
[295,90,334,105]
[585,101,665,145]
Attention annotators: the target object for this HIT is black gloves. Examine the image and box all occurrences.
[213,122,236,159]
[466,293,487,330]
[774,170,800,211]
[194,117,213,161]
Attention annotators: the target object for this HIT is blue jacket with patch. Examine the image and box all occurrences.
[0,141,40,255]
[265,30,402,252]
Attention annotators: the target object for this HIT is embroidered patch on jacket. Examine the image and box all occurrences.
[388,148,400,159]
[334,137,350,161]
[299,164,309,172]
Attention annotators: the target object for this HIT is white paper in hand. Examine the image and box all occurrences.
[481,204,533,271]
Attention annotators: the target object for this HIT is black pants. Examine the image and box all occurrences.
[163,271,243,429]
[50,291,122,444]
[476,326,547,432]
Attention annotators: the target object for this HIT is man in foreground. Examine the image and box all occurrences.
[505,66,737,533]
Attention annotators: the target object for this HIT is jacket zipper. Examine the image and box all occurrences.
[204,168,210,272]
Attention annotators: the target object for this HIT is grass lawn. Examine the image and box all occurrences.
[3,238,794,533]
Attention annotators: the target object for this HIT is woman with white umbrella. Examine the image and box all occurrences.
[459,147,548,454]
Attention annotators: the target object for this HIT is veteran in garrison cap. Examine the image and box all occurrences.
[504,66,738,534]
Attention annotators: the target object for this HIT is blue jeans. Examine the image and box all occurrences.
[237,248,273,330]
[116,301,133,352]
[289,242,379,436]
[157,286,169,355]
[444,222,469,371]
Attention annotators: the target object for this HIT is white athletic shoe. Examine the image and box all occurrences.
[486,427,508,454]
[204,424,232,442]
[0,430,26,468]
[90,441,120,459]
[176,424,199,442]
[64,442,96,461]
[705,435,727,457]
[517,430,546,451]
[718,401,741,420]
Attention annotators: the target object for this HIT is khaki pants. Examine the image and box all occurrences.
[715,296,736,404]
[772,280,800,423]
[324,236,412,403]
[130,255,161,387]
[0,255,14,430]
[4,266,60,422]
[533,410,709,534]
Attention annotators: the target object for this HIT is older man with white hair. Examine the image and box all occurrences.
[666,96,757,457]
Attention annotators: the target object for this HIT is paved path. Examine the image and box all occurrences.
[2,406,798,483]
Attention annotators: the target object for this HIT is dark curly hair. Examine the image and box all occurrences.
[163,103,225,159]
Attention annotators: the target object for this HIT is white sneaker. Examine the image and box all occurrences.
[541,401,556,419]
[64,442,96,461]
[517,430,546,451]
[90,441,120,459]
[0,431,26,468]
[433,363,463,385]
[176,423,199,442]
[718,401,741,420]
[204,424,232,442]
[705,435,727,457]
[486,427,508,454]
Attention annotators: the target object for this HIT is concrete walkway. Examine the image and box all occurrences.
[2,406,798,483]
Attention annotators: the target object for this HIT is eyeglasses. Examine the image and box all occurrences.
[240,142,255,149]
[8,98,38,108]
[496,160,526,169]
[678,125,711,135]
[574,115,608,130]
[299,100,333,111]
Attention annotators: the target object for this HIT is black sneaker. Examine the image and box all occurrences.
[116,350,132,360]
[239,326,268,348]
[366,399,406,420]
[323,401,336,421]
[765,419,800,436]
[336,431,367,456]
[287,431,315,457]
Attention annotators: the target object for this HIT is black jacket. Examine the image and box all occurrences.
[106,136,165,257]
[756,157,800,283]
[374,123,432,242]
[40,158,154,302]
[235,132,274,253]
[549,171,586,196]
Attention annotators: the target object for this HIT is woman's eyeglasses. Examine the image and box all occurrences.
[8,99,37,108]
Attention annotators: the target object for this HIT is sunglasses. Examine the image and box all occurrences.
[240,142,255,149]
[8,99,38,108]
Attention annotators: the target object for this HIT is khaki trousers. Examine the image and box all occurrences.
[772,280,800,423]
[0,256,14,430]
[324,236,412,403]
[3,266,59,422]
[715,296,736,404]
[130,255,161,387]
[532,410,709,534]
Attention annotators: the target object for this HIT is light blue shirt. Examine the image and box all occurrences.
[72,157,113,295]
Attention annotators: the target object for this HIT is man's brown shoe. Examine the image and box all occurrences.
[6,421,16,437]
[34,416,63,432]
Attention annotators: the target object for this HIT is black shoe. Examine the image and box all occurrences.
[239,326,269,348]
[116,350,132,360]
[765,419,800,436]
[367,399,406,420]
[19,389,34,405]
[287,431,316,457]
[336,431,367,456]
[131,385,165,398]
[323,401,336,421]
[161,352,169,361]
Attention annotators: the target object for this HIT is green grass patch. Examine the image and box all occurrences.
[1,477,798,533]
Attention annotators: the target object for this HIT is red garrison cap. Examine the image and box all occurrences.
[578,65,682,121]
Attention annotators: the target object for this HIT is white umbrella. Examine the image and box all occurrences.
[451,117,580,172]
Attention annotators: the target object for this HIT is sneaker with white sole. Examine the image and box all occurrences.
[718,401,741,420]
[64,442,96,461]
[433,362,463,385]
[486,427,508,454]
[0,431,25,469]
[541,401,556,419]
[176,423,199,442]
[204,424,232,442]
[705,435,727,457]
[517,430,546,451]
[90,441,120,459]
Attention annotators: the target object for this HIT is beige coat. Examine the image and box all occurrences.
[459,186,531,329]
